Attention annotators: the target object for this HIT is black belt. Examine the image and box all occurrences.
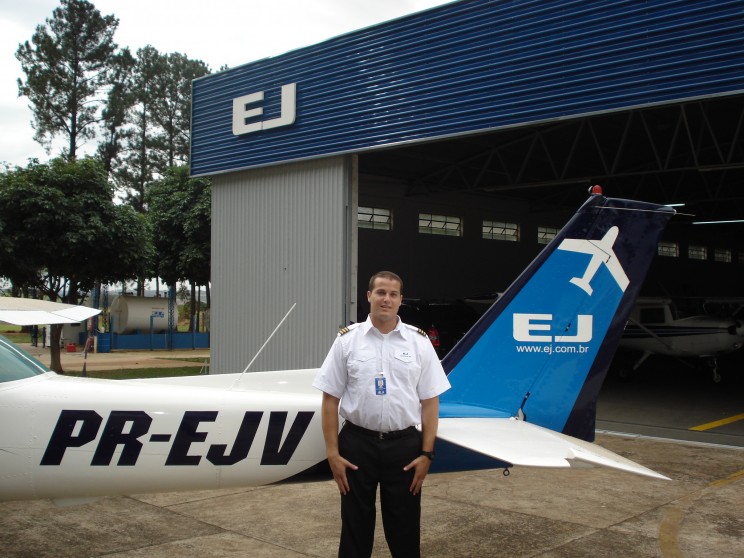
[344,421,418,440]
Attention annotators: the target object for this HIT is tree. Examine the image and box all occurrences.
[16,0,121,160]
[113,45,163,212]
[112,47,210,210]
[177,282,190,305]
[0,158,151,372]
[146,166,211,330]
[97,48,136,173]
[150,52,210,172]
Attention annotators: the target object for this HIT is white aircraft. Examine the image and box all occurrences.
[0,192,676,504]
[557,226,630,296]
[618,297,744,383]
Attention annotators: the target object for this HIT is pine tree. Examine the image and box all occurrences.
[16,0,121,160]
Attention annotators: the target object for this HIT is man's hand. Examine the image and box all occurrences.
[328,453,358,495]
[320,393,358,494]
[403,455,431,495]
[404,395,439,495]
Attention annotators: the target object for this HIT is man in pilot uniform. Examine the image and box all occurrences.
[313,271,450,558]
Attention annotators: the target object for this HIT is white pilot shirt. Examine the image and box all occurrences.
[312,315,451,432]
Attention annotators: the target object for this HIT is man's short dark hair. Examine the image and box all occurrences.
[368,271,403,293]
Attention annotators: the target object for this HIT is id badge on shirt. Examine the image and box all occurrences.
[375,374,387,395]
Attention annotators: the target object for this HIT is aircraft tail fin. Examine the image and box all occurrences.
[440,194,675,441]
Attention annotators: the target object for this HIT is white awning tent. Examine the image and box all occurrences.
[0,297,101,326]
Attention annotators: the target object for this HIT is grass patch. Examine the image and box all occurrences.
[63,367,206,380]
[154,357,210,364]
[0,328,30,344]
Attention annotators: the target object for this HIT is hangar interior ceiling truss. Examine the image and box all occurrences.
[360,94,744,224]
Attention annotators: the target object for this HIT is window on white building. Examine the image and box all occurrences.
[714,248,732,263]
[537,226,558,245]
[657,241,679,257]
[688,245,707,260]
[482,220,519,241]
[358,206,392,230]
[419,213,462,237]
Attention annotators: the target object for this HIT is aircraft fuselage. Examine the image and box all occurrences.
[0,371,326,501]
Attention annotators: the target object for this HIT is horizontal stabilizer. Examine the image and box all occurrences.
[437,417,670,481]
[0,297,101,325]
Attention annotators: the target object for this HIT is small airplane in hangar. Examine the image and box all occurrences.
[617,297,744,383]
[0,190,675,504]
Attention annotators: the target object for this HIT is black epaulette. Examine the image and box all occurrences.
[416,328,428,337]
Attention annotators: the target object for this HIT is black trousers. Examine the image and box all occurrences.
[337,423,422,558]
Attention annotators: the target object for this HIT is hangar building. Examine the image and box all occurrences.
[190,0,744,374]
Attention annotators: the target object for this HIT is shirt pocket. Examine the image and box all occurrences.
[393,349,422,387]
[394,350,416,364]
[347,350,377,383]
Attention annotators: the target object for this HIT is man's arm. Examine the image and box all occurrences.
[321,392,357,495]
[404,395,439,495]
[420,395,439,453]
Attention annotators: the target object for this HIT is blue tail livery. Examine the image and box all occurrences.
[435,193,674,478]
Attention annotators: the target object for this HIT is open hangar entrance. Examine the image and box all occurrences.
[355,93,744,315]
[354,92,744,443]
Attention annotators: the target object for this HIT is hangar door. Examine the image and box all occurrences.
[210,156,357,373]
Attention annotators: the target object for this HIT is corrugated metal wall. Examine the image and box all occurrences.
[192,0,744,176]
[210,156,355,373]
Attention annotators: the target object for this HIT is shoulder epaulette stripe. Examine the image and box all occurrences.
[402,323,429,337]
[338,327,351,336]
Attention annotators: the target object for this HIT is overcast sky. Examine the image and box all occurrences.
[0,0,454,168]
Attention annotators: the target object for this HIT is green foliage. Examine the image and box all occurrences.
[109,46,210,213]
[150,52,210,171]
[145,166,211,287]
[14,2,212,311]
[0,156,154,372]
[97,48,136,173]
[112,45,164,212]
[177,301,208,328]
[177,283,190,304]
[0,157,152,299]
[16,0,121,160]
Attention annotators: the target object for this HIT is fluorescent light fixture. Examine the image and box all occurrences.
[692,219,744,225]
[665,203,685,207]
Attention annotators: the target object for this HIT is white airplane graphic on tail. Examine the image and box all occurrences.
[0,193,675,504]
[557,226,629,296]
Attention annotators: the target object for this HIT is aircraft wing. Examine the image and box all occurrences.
[437,417,670,480]
[0,297,101,325]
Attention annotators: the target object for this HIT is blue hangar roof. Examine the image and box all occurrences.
[190,0,744,177]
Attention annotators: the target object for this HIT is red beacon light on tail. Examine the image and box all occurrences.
[589,184,603,195]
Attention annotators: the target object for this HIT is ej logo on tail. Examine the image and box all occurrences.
[513,314,593,343]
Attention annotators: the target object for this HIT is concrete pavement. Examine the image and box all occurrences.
[1,434,743,557]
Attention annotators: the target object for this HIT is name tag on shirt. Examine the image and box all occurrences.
[375,375,387,395]
[395,350,415,363]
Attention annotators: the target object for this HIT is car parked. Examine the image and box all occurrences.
[397,299,480,358]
